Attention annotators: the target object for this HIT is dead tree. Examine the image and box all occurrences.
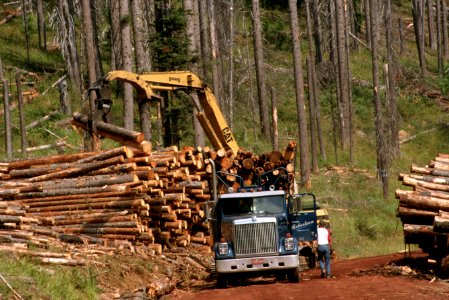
[3,80,13,159]
[412,0,427,77]
[120,0,134,130]
[251,0,271,140]
[370,0,388,199]
[36,0,47,51]
[16,73,27,155]
[427,0,437,50]
[288,0,311,189]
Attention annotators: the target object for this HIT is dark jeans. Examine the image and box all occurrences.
[318,244,331,276]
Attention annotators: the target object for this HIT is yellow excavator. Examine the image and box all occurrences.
[90,70,239,155]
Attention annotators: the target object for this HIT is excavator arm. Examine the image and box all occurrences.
[103,70,239,154]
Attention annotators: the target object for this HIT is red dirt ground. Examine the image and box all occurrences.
[167,251,449,300]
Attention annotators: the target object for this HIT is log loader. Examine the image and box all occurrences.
[89,70,239,155]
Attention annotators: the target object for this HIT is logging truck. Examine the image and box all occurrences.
[206,160,318,285]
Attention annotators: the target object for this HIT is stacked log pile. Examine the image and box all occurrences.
[396,154,449,253]
[0,140,297,256]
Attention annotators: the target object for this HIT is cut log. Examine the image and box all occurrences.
[7,152,97,170]
[24,155,126,182]
[76,146,134,163]
[72,112,145,143]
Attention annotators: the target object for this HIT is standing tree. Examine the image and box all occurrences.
[184,0,205,148]
[384,0,399,158]
[335,0,351,150]
[370,0,388,199]
[288,0,311,189]
[427,0,437,50]
[120,0,134,130]
[131,0,152,141]
[207,0,222,108]
[411,0,427,77]
[53,0,82,93]
[251,0,271,141]
[36,0,47,51]
[110,0,122,71]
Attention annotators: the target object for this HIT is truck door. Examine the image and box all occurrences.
[289,193,318,242]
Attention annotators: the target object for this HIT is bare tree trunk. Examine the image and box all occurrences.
[36,0,47,51]
[120,0,134,130]
[398,18,405,55]
[428,0,437,50]
[81,0,99,86]
[110,0,122,71]
[370,0,388,199]
[307,58,319,173]
[3,80,13,159]
[330,1,342,150]
[385,0,399,158]
[251,0,271,140]
[289,0,311,189]
[184,0,205,148]
[207,0,222,108]
[271,87,278,151]
[412,0,427,77]
[131,0,152,141]
[364,0,371,48]
[443,0,449,58]
[0,54,3,81]
[306,0,319,172]
[57,0,82,93]
[16,73,27,155]
[312,0,323,63]
[335,0,351,149]
[437,0,444,75]
[198,0,211,83]
[59,79,71,115]
[21,0,30,64]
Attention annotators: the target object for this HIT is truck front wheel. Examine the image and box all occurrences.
[216,273,228,287]
[287,267,300,283]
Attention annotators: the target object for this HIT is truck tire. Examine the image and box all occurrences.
[216,273,228,287]
[287,267,300,283]
[275,271,286,281]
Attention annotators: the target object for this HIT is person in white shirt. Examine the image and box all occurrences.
[317,220,332,278]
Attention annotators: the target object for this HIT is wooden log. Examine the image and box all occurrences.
[53,215,136,226]
[403,224,434,234]
[76,146,134,163]
[398,191,449,212]
[90,163,137,175]
[19,190,138,203]
[401,173,449,185]
[25,196,141,208]
[282,140,296,161]
[60,227,142,235]
[15,184,130,199]
[72,112,145,143]
[38,173,139,190]
[24,155,125,182]
[402,175,449,192]
[397,206,438,217]
[434,215,449,233]
[7,152,97,170]
[27,199,146,213]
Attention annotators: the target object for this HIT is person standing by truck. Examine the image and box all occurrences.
[317,220,332,278]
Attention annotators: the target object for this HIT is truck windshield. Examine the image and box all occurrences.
[220,195,284,216]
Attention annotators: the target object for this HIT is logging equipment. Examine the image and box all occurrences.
[89,70,239,155]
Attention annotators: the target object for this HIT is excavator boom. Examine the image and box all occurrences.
[104,70,239,154]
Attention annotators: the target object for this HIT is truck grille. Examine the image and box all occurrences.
[233,221,278,257]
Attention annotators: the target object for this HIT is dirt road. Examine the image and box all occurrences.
[168,252,449,300]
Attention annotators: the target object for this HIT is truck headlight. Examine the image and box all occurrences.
[218,242,229,255]
[284,237,294,251]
